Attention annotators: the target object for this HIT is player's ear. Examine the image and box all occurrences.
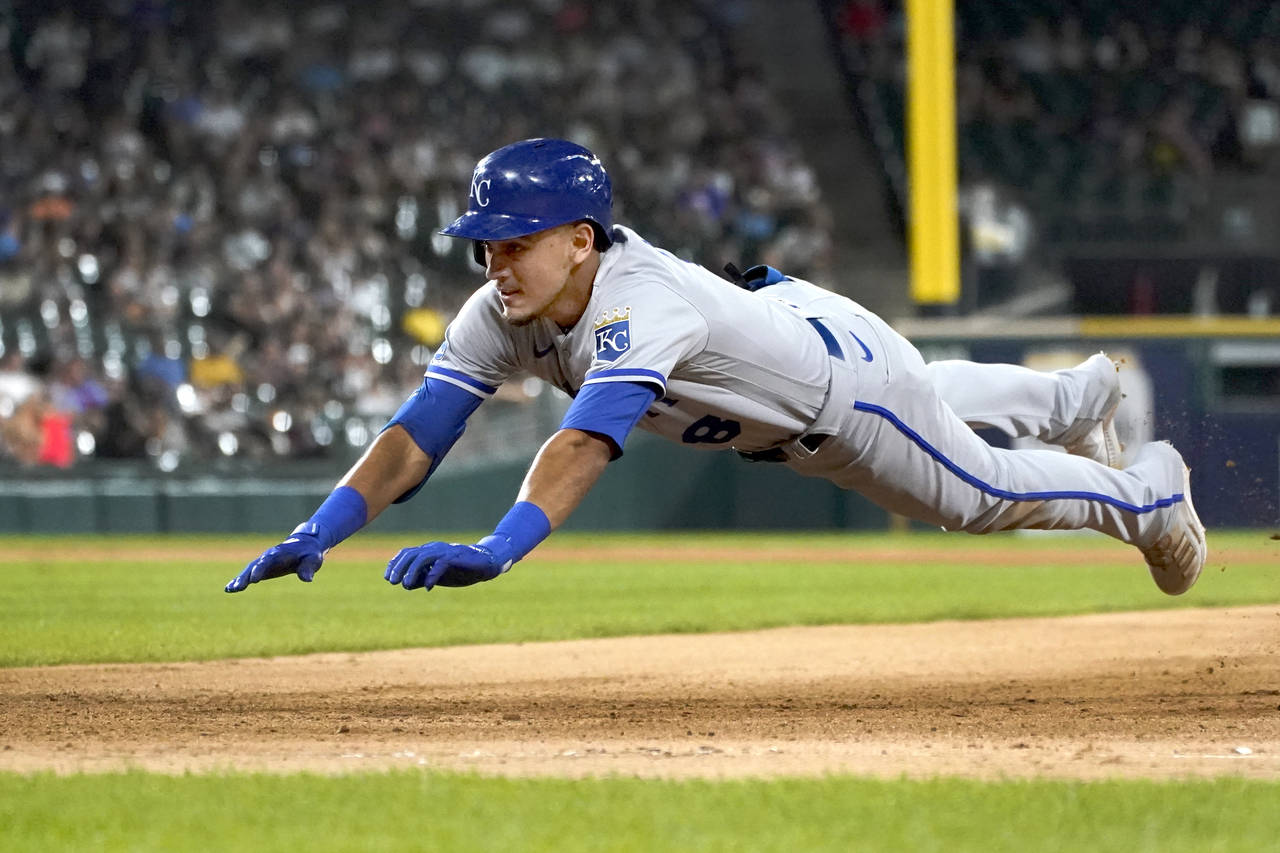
[568,221,596,263]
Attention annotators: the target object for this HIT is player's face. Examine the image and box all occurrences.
[483,223,595,327]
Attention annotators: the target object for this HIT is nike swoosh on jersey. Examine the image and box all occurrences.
[533,342,555,358]
[849,332,874,362]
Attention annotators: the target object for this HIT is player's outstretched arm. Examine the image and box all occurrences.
[516,427,616,528]
[385,428,613,591]
[225,426,432,592]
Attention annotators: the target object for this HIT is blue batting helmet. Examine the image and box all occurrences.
[440,138,613,264]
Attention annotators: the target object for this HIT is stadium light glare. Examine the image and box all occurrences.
[102,352,124,380]
[176,383,199,414]
[77,254,99,283]
[40,300,60,329]
[217,432,239,457]
[345,419,370,447]
[312,421,334,447]
[191,288,211,317]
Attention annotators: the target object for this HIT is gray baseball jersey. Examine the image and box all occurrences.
[429,226,834,453]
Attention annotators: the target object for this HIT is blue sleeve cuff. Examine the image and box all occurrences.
[478,500,552,567]
[558,381,657,459]
[384,376,485,503]
[295,485,367,550]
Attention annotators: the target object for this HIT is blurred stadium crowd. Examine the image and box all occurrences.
[5,0,1278,471]
[0,0,830,469]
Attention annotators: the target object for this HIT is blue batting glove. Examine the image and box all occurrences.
[225,533,325,593]
[384,536,516,591]
[384,503,549,593]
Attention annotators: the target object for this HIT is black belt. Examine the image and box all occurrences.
[738,433,829,464]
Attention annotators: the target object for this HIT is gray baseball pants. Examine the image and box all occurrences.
[771,290,1185,550]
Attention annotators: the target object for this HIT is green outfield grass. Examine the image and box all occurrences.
[0,530,1275,667]
[1,770,1276,853]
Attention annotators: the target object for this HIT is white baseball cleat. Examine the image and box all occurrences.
[1142,462,1207,596]
[1064,353,1123,469]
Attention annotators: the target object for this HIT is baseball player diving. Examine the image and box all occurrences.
[225,138,1206,599]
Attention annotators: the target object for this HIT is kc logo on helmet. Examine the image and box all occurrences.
[593,306,631,362]
[471,176,491,207]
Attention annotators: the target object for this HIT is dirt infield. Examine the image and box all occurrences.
[2,605,1277,780]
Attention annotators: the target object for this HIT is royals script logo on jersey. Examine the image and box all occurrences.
[593,306,631,362]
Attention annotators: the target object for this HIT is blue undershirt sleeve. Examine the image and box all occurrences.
[558,381,658,459]
[383,377,485,503]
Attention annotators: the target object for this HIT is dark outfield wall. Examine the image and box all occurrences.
[0,434,889,535]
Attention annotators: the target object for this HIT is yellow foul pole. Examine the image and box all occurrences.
[906,0,959,305]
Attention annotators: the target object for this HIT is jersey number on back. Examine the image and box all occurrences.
[681,415,741,444]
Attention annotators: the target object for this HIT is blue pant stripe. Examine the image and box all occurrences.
[852,401,1183,515]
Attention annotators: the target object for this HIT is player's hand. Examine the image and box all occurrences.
[384,538,514,591]
[224,534,325,593]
